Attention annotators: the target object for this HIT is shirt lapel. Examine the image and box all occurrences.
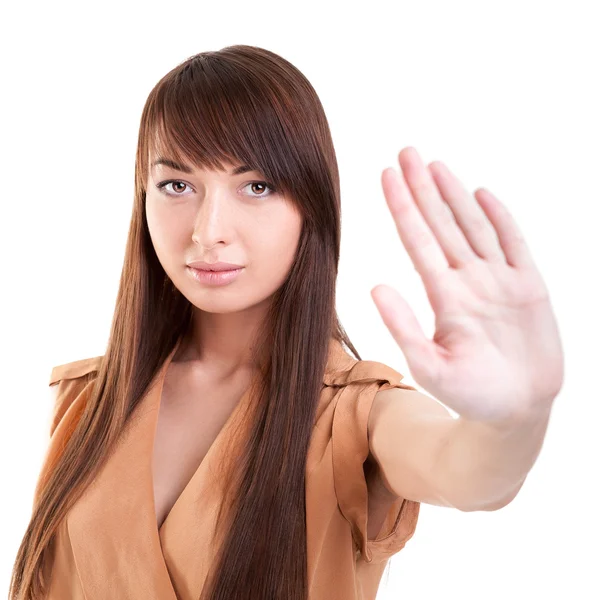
[66,340,182,599]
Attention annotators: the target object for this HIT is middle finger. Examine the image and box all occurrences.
[398,147,476,268]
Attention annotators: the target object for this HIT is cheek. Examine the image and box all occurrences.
[146,202,187,260]
[253,214,302,278]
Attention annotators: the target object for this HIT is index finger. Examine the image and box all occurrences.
[381,165,449,282]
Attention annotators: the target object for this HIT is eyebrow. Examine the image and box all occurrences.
[151,157,255,176]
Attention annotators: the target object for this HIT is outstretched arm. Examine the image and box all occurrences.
[366,146,563,512]
[368,386,553,512]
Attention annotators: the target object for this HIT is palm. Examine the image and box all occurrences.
[371,147,564,422]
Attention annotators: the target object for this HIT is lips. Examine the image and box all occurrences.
[187,261,244,271]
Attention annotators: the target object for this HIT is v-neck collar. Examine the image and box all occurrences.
[63,334,359,598]
[151,335,254,536]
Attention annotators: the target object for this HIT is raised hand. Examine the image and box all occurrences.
[370,147,564,423]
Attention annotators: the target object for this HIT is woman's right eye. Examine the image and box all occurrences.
[156,180,191,196]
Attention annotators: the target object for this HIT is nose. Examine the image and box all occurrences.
[191,189,235,248]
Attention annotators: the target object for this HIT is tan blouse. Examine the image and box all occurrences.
[36,336,420,599]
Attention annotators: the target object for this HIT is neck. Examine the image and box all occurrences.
[174,301,269,378]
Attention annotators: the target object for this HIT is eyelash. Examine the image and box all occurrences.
[155,179,277,199]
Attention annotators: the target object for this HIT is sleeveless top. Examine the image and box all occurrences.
[34,336,420,599]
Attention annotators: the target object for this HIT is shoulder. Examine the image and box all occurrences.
[49,355,104,386]
[324,337,416,390]
[323,352,417,392]
[325,353,419,448]
[48,354,103,437]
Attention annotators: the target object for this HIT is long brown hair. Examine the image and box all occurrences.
[9,45,362,600]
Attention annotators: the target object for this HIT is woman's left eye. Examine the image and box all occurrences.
[243,181,276,199]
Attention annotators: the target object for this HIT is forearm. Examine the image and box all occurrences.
[434,402,555,511]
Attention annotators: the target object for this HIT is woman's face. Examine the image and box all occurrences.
[145,156,303,314]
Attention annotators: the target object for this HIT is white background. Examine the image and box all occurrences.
[1,1,598,598]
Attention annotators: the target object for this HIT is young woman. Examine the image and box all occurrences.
[10,45,563,600]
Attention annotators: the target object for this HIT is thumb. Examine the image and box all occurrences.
[370,284,435,381]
